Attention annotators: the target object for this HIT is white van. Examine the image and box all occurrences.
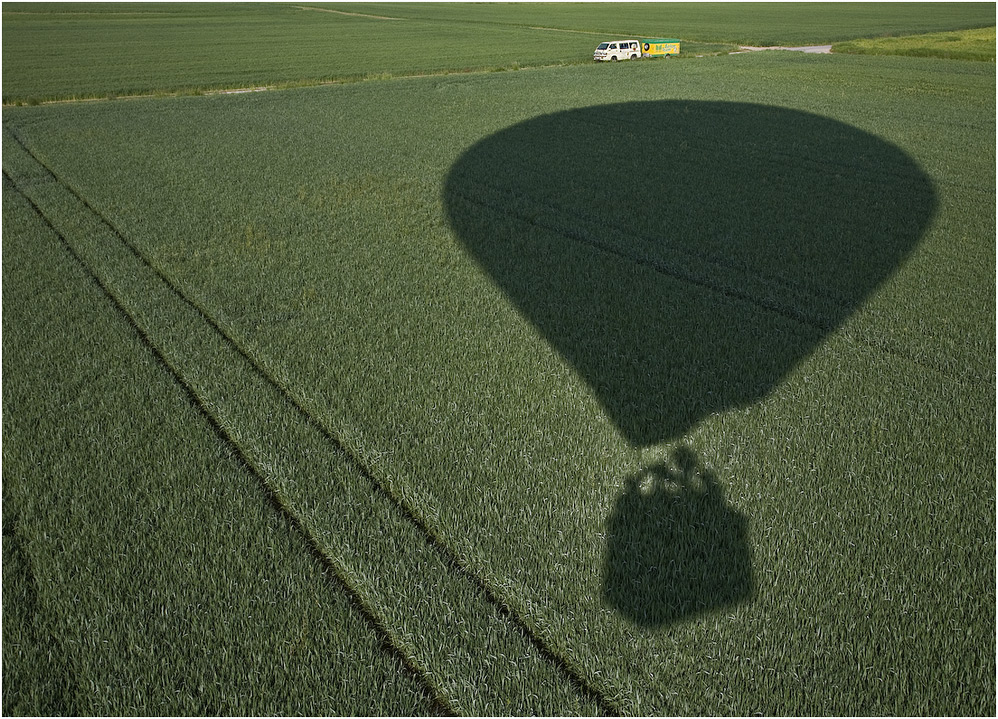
[593,40,641,62]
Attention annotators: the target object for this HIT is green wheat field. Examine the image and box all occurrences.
[3,3,995,716]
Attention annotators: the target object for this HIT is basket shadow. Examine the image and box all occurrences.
[443,101,935,626]
[604,445,753,626]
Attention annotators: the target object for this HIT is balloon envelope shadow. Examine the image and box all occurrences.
[443,101,935,626]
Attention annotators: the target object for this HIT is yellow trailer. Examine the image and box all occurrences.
[641,39,681,57]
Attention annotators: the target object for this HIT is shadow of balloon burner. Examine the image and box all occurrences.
[444,101,936,626]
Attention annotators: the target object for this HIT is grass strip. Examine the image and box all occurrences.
[833,26,996,61]
[2,126,617,716]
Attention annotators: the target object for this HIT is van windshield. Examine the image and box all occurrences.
[597,43,609,50]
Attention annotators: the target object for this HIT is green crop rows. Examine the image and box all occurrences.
[3,3,995,716]
[2,2,994,103]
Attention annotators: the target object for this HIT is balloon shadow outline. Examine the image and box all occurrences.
[443,101,936,626]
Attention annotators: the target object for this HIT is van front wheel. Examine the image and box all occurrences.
[630,53,638,59]
[610,56,617,61]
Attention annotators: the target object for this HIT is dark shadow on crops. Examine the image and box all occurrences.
[443,101,935,626]
[603,445,752,626]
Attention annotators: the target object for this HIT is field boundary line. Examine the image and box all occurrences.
[1,61,591,107]
[1,166,456,717]
[3,128,624,716]
[1,9,173,16]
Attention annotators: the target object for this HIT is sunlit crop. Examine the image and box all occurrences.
[3,4,994,716]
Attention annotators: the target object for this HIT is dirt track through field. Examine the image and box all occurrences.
[2,125,619,717]
[293,5,402,20]
[736,44,833,53]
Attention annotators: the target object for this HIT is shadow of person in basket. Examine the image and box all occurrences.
[443,101,936,626]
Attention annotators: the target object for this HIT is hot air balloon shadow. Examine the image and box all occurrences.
[443,101,936,626]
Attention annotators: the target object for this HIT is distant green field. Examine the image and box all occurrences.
[1,2,594,102]
[334,1,996,43]
[835,25,996,60]
[3,3,996,717]
[2,2,995,102]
